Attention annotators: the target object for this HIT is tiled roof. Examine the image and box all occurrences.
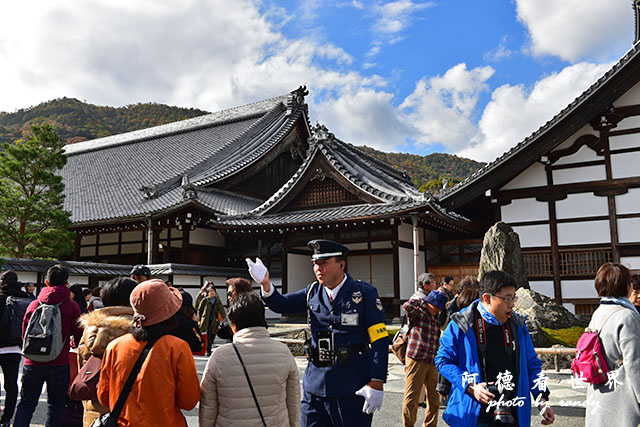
[62,89,308,224]
[240,124,425,217]
[215,199,471,233]
[440,42,640,207]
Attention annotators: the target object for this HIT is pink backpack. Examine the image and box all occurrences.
[571,308,622,384]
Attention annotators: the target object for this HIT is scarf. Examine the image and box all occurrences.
[601,296,640,319]
[477,302,503,326]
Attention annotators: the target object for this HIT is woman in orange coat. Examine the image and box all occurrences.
[98,279,200,427]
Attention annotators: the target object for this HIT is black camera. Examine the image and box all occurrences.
[487,382,516,426]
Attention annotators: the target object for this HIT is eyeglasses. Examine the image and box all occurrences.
[492,294,518,304]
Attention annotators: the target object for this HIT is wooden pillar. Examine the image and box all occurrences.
[411,214,420,291]
[146,218,153,265]
[545,165,563,304]
[601,128,620,262]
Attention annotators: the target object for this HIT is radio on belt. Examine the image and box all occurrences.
[317,330,334,366]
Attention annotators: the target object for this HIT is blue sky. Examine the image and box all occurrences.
[0,1,635,161]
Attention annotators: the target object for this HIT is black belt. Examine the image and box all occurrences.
[308,342,370,366]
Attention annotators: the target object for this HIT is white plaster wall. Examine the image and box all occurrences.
[557,220,611,245]
[553,165,606,185]
[82,235,96,244]
[287,253,316,293]
[348,243,369,250]
[398,223,424,245]
[399,247,415,300]
[173,274,201,287]
[616,188,640,214]
[511,225,550,248]
[265,276,282,319]
[613,80,640,107]
[561,280,598,299]
[608,133,640,150]
[398,223,412,243]
[551,124,593,151]
[618,217,640,243]
[529,281,555,298]
[501,198,548,223]
[562,303,576,314]
[611,151,640,179]
[189,228,225,247]
[555,193,609,219]
[16,272,38,283]
[621,256,640,270]
[501,162,547,190]
[371,241,392,249]
[348,255,370,282]
[68,275,89,285]
[612,115,640,132]
[372,254,394,297]
[554,143,601,165]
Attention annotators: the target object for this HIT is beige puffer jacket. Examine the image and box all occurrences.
[199,326,301,427]
[76,306,134,427]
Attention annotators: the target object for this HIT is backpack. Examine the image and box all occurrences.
[22,300,65,362]
[570,307,622,384]
[0,295,32,346]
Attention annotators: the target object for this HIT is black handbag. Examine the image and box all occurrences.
[91,339,156,427]
[232,343,267,427]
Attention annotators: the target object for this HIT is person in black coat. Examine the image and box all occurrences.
[0,270,32,426]
[171,290,204,353]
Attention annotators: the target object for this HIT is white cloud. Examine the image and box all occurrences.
[458,62,613,162]
[516,0,632,62]
[483,35,512,62]
[366,0,433,54]
[399,63,495,152]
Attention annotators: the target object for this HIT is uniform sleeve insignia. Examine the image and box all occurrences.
[375,298,384,311]
[351,291,363,304]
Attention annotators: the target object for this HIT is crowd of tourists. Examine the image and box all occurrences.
[0,248,638,426]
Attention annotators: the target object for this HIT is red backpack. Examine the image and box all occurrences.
[571,308,622,384]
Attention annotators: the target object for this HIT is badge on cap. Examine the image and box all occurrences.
[311,240,321,251]
[375,298,384,311]
[352,291,363,304]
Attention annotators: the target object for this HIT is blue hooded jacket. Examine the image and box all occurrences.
[435,300,548,427]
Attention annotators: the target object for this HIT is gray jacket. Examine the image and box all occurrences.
[585,304,640,426]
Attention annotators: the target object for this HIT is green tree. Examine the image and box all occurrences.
[0,123,74,258]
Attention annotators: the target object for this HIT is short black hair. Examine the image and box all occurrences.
[479,270,516,295]
[632,274,640,291]
[228,292,266,332]
[102,277,137,307]
[442,276,454,285]
[47,264,69,287]
[68,284,87,312]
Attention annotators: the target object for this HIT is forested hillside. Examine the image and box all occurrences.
[1,98,485,191]
[357,146,484,192]
[0,97,208,145]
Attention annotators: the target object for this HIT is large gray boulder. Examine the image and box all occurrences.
[514,287,587,347]
[478,222,529,289]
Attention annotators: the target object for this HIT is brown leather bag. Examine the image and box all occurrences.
[391,315,411,365]
[69,354,102,401]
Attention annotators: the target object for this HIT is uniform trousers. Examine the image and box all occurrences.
[402,357,439,427]
[301,390,373,427]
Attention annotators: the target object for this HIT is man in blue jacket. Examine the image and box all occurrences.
[435,270,555,426]
[247,239,389,427]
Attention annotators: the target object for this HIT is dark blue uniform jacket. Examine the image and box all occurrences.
[263,274,389,397]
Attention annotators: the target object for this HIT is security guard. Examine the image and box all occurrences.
[247,239,389,427]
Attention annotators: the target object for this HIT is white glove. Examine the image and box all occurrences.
[355,385,384,414]
[246,257,267,284]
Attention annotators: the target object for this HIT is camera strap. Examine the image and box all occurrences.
[474,309,514,382]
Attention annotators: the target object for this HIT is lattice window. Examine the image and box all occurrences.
[286,178,360,210]
[523,247,613,278]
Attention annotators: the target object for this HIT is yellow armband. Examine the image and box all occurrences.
[368,323,388,343]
